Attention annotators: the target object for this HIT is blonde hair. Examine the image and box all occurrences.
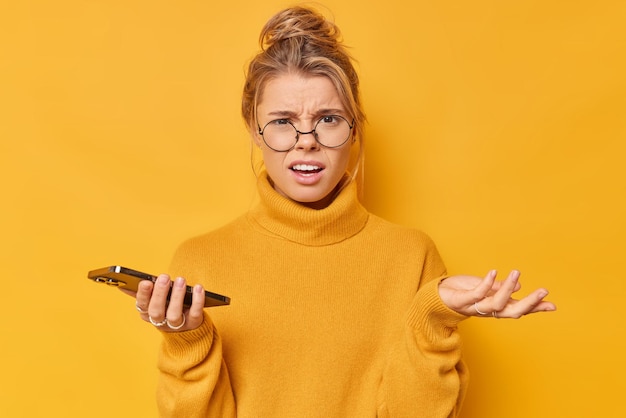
[241,6,366,186]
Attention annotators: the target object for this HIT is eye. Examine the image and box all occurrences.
[319,115,339,124]
[263,118,293,134]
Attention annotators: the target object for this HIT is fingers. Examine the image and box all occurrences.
[164,277,187,328]
[504,288,557,318]
[438,270,498,314]
[186,284,207,329]
[134,274,205,332]
[472,270,498,300]
[147,274,171,326]
[490,270,521,311]
[472,270,556,319]
[471,269,522,302]
[135,278,154,318]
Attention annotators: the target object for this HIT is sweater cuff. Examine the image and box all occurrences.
[407,277,467,334]
[160,311,215,358]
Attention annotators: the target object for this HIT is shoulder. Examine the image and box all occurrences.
[168,214,252,277]
[362,213,447,281]
[174,214,250,254]
[365,213,438,251]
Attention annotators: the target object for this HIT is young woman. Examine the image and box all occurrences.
[129,6,556,417]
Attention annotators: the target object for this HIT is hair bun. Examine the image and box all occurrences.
[260,6,341,51]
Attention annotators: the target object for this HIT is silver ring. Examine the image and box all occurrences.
[149,315,168,327]
[136,303,148,314]
[474,302,488,316]
[166,313,186,330]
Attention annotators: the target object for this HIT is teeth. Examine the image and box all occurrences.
[292,164,320,171]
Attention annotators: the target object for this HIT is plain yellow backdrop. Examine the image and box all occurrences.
[1,0,624,417]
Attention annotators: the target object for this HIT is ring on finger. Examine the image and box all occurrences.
[474,302,488,316]
[149,315,168,327]
[166,313,186,330]
[136,303,148,314]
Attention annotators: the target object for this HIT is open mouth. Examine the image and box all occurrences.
[290,164,323,174]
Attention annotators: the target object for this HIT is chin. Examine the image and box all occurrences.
[292,192,328,204]
[289,187,337,209]
[271,176,339,209]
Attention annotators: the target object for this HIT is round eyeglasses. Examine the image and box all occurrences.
[257,115,354,152]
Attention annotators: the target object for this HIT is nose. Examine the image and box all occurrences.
[294,128,320,151]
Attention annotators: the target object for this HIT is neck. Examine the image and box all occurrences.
[248,170,369,246]
[267,177,348,210]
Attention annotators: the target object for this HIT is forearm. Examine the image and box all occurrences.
[378,279,469,418]
[156,312,236,417]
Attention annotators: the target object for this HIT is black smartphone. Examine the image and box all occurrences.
[87,265,230,308]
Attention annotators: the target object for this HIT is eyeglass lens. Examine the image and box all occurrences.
[260,115,352,151]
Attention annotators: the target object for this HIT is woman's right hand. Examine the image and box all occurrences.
[122,274,206,332]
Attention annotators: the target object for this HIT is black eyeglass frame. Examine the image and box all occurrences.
[257,115,355,152]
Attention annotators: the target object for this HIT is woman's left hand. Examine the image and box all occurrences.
[438,270,556,318]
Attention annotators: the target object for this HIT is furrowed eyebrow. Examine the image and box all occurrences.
[267,110,298,118]
[316,108,345,115]
[266,109,347,119]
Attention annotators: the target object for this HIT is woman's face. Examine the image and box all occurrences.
[254,73,353,209]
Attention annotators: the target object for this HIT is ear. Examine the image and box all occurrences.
[251,127,264,148]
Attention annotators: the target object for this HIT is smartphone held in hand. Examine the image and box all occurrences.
[87,265,230,308]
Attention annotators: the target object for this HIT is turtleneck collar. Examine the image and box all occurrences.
[247,170,369,246]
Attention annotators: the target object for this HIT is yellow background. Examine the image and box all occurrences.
[1,1,624,417]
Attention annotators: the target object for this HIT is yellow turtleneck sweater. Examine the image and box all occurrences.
[157,172,469,417]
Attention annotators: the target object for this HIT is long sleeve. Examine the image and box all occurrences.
[377,247,469,418]
[156,312,236,417]
[150,176,471,416]
[378,279,468,417]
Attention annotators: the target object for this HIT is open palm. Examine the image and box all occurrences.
[438,270,556,318]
